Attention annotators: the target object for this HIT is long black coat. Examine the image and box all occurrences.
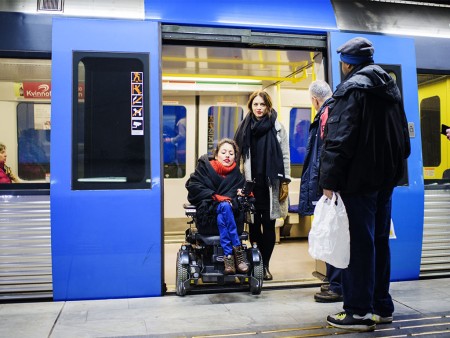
[320,64,411,194]
[185,154,245,235]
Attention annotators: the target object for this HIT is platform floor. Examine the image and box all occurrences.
[1,277,450,337]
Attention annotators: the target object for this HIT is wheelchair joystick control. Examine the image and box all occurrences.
[241,179,255,196]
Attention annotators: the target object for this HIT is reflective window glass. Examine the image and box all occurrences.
[207,106,243,156]
[420,96,441,167]
[289,107,311,178]
[17,103,51,181]
[72,52,150,190]
[163,105,186,178]
[0,58,51,188]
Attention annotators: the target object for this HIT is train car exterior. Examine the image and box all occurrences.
[0,0,449,301]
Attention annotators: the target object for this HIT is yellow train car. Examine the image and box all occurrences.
[419,76,450,180]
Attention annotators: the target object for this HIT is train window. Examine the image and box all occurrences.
[72,52,151,190]
[163,105,186,178]
[420,96,441,167]
[207,106,243,156]
[17,103,51,181]
[289,107,311,178]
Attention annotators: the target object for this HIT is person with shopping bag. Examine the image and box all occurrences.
[299,80,343,303]
[319,37,411,331]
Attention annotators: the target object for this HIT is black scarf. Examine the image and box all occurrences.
[186,154,244,206]
[234,109,285,186]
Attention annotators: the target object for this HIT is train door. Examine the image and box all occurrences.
[51,18,163,300]
[161,38,328,289]
[329,32,424,280]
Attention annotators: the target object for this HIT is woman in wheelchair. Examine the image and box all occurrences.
[185,138,249,275]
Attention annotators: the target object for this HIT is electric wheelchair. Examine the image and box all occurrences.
[175,182,264,296]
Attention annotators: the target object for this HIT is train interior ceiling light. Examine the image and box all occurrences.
[162,76,262,93]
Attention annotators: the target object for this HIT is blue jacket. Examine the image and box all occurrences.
[298,98,333,216]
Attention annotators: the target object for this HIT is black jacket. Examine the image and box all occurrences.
[298,98,333,215]
[185,154,245,234]
[319,64,411,195]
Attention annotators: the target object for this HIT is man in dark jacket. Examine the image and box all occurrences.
[298,80,342,303]
[321,37,410,332]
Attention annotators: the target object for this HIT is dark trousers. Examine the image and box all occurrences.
[326,263,342,295]
[216,202,241,256]
[341,188,395,317]
[250,209,275,267]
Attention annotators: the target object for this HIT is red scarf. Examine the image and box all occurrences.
[210,160,236,177]
[210,160,236,202]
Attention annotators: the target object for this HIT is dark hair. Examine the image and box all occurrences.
[213,138,239,158]
[247,90,273,116]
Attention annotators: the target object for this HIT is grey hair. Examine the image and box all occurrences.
[309,80,332,100]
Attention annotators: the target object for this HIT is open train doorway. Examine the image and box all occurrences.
[160,27,328,291]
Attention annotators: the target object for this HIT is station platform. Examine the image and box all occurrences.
[1,277,450,337]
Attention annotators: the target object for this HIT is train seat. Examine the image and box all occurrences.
[280,203,312,239]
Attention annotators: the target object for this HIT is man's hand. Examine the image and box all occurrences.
[323,189,333,199]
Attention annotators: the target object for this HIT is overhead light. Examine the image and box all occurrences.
[162,75,261,84]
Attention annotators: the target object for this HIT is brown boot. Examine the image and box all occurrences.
[233,246,249,273]
[223,255,236,275]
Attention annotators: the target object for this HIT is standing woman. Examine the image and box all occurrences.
[234,91,291,280]
[0,143,19,183]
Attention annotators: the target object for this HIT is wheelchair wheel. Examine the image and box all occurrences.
[250,251,263,295]
[176,251,189,296]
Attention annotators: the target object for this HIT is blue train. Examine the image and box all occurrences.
[0,0,449,301]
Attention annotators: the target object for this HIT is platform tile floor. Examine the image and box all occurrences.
[1,277,450,337]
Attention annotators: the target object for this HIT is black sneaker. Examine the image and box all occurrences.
[372,314,393,324]
[320,284,330,292]
[314,290,343,303]
[327,312,376,332]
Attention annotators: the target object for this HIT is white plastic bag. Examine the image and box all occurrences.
[308,192,350,269]
[389,219,396,239]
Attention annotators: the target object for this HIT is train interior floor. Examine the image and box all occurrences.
[164,237,318,293]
